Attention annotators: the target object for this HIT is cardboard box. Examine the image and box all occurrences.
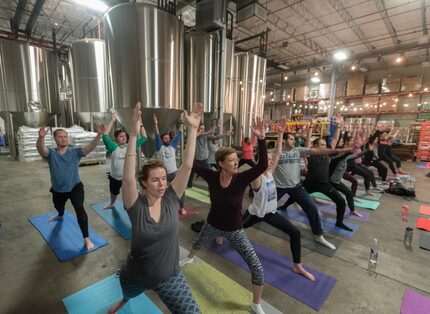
[346,73,365,96]
[401,75,423,92]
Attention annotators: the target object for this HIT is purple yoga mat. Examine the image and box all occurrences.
[208,240,336,311]
[317,203,369,222]
[400,288,430,314]
[279,193,369,222]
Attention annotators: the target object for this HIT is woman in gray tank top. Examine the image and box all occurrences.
[108,102,203,314]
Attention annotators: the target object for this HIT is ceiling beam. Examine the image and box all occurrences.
[280,0,345,47]
[421,0,428,36]
[10,0,29,34]
[372,0,400,46]
[267,13,328,58]
[24,0,47,36]
[327,0,375,52]
[277,41,430,72]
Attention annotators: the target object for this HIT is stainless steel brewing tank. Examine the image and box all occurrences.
[0,40,59,113]
[185,31,216,113]
[231,53,266,145]
[104,3,184,157]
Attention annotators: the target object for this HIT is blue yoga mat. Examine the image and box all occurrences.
[63,274,162,314]
[28,210,109,262]
[90,201,131,240]
[207,240,336,311]
[279,206,359,238]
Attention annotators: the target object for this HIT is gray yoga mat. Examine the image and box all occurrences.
[253,222,343,257]
[419,232,430,251]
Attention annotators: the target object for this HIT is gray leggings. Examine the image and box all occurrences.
[193,222,264,286]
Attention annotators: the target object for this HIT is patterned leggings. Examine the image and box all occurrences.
[120,271,201,314]
[193,222,264,286]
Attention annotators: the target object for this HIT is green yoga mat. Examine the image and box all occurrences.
[311,192,380,210]
[183,262,252,313]
[186,187,211,204]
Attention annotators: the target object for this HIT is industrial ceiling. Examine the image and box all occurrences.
[0,0,429,82]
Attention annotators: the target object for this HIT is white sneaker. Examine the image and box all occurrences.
[179,257,194,267]
[315,235,336,250]
[251,303,266,314]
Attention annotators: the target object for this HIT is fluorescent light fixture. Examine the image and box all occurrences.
[74,0,108,12]
[310,76,320,83]
[333,50,349,61]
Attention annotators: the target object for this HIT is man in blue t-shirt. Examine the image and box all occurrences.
[36,125,105,251]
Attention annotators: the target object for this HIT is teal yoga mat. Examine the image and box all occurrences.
[62,275,162,314]
[311,192,380,210]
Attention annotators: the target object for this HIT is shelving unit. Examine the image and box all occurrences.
[417,121,430,161]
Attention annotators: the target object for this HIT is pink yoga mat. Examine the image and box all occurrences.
[400,288,430,314]
[419,205,430,216]
[416,218,430,231]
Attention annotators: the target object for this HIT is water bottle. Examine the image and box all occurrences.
[369,238,379,264]
[404,227,413,246]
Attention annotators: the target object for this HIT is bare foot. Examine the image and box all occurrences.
[215,237,224,245]
[351,211,363,217]
[353,197,361,202]
[108,300,126,314]
[398,169,406,175]
[84,237,94,251]
[292,263,316,281]
[48,215,62,222]
[365,190,374,195]
[103,203,115,210]
[179,208,187,216]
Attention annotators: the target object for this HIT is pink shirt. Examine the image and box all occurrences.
[241,134,256,160]
[354,147,363,164]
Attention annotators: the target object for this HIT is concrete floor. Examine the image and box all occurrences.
[0,156,429,314]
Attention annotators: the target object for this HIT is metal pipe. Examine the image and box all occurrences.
[422,0,428,35]
[10,0,29,34]
[24,0,46,36]
[217,28,227,145]
[328,67,336,119]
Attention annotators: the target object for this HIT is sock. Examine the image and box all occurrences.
[179,257,194,267]
[315,235,336,250]
[251,303,266,314]
[335,221,353,232]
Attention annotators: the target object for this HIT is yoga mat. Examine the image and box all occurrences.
[419,232,430,251]
[207,240,337,311]
[28,210,109,262]
[317,203,369,222]
[253,222,343,257]
[419,205,430,216]
[186,187,210,204]
[278,207,359,238]
[311,192,380,210]
[62,274,162,314]
[416,162,430,169]
[416,217,430,231]
[183,262,260,313]
[90,201,131,240]
[356,190,382,201]
[179,207,199,220]
[400,288,430,314]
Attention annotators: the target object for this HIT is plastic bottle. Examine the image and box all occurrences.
[369,238,379,264]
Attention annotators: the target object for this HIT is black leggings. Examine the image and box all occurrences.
[243,210,301,263]
[348,163,377,190]
[331,181,355,212]
[303,180,346,223]
[238,159,256,168]
[379,144,398,174]
[364,160,388,181]
[51,182,89,238]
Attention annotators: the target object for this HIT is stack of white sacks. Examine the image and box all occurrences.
[17,126,54,161]
[17,125,106,164]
